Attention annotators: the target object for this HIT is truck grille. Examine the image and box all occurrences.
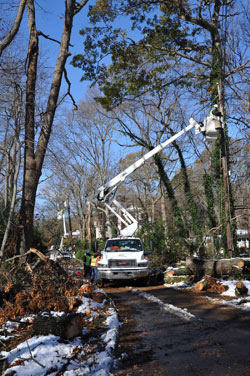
[109,260,136,268]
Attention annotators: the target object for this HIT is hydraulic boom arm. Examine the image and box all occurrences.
[97,114,221,236]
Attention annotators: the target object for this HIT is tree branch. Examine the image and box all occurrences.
[4,248,48,263]
[0,0,27,57]
[225,58,250,77]
[73,0,89,15]
[38,30,74,47]
[63,68,78,110]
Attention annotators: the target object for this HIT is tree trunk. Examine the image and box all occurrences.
[172,138,202,239]
[87,201,92,245]
[153,153,187,239]
[0,143,21,256]
[186,257,245,280]
[105,206,112,239]
[18,0,89,254]
[160,187,167,230]
[19,0,39,254]
[166,266,192,276]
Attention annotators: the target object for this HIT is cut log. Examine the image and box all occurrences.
[194,275,227,293]
[33,313,83,339]
[235,281,248,297]
[169,267,192,276]
[194,279,208,292]
[216,284,228,293]
[186,257,246,280]
[237,259,250,269]
[164,275,190,284]
[166,270,175,276]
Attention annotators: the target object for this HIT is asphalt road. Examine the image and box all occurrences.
[105,284,250,376]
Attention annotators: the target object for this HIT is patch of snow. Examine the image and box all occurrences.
[131,288,195,322]
[1,291,119,376]
[165,282,192,289]
[221,280,250,297]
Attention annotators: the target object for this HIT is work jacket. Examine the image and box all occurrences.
[84,254,91,266]
[91,255,100,267]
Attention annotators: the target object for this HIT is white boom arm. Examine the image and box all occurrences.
[98,115,221,236]
[105,199,138,236]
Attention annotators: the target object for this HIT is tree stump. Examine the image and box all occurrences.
[33,313,83,339]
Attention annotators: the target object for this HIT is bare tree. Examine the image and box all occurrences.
[0,0,89,254]
[0,51,26,256]
[40,97,118,243]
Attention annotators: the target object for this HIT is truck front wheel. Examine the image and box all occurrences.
[140,277,149,286]
[99,279,105,288]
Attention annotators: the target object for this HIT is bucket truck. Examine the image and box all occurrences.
[96,113,221,285]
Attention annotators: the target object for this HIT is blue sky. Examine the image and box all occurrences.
[33,0,138,106]
[35,0,95,104]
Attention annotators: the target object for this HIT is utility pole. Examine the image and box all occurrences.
[217,81,233,257]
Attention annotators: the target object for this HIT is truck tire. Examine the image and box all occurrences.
[140,277,149,286]
[99,279,105,288]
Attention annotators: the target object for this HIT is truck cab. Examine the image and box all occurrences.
[97,237,149,285]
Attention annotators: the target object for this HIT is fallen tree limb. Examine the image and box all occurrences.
[26,340,45,368]
[4,248,48,263]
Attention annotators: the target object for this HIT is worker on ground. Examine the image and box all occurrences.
[90,251,101,285]
[83,250,91,281]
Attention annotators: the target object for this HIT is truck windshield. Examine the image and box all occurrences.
[105,239,142,252]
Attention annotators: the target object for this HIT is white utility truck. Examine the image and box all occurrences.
[96,111,222,285]
[97,237,149,285]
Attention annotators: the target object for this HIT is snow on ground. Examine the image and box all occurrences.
[2,280,250,375]
[131,287,196,321]
[165,280,250,312]
[0,289,119,376]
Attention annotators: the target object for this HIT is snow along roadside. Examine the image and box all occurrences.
[1,289,120,376]
[130,288,196,322]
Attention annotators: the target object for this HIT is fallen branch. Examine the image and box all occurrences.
[17,340,45,369]
[4,248,48,263]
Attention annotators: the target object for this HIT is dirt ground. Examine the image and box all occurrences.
[105,284,250,376]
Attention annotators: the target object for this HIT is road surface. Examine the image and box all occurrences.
[105,284,250,376]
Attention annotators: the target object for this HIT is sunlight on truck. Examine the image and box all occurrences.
[97,237,149,286]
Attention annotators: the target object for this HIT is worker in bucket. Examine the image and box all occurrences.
[90,251,101,285]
